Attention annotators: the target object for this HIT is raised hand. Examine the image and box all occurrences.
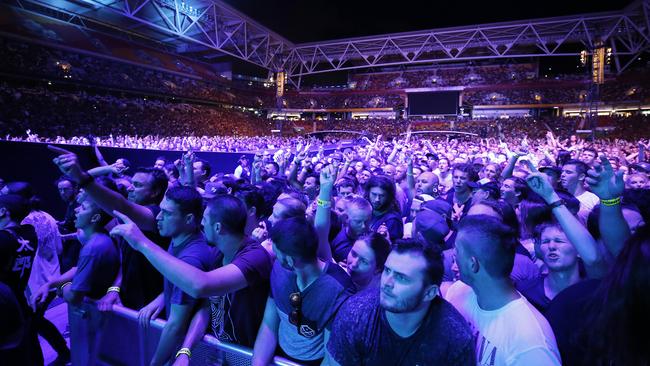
[48,145,85,182]
[526,172,556,202]
[251,221,268,242]
[585,154,624,200]
[320,164,336,189]
[109,210,148,251]
[377,222,390,241]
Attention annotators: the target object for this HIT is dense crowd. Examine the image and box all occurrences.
[350,63,539,90]
[3,16,650,366]
[0,83,274,142]
[2,118,650,365]
[0,37,275,108]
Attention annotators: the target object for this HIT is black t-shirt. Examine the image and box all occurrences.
[545,279,601,366]
[119,205,170,310]
[59,201,78,234]
[0,281,29,365]
[327,288,476,366]
[516,275,550,314]
[0,225,38,309]
[209,238,272,347]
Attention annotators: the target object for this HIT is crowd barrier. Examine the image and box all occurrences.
[68,302,302,366]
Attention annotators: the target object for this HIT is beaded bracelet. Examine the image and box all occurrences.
[106,286,121,294]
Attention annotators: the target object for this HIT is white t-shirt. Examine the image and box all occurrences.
[435,170,453,194]
[445,281,561,366]
[575,190,599,223]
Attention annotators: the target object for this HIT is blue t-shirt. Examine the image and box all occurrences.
[327,288,476,366]
[164,233,218,318]
[71,232,120,299]
[270,261,355,361]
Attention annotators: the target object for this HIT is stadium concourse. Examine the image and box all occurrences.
[1,0,650,365]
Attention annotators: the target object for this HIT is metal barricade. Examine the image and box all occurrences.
[68,302,301,366]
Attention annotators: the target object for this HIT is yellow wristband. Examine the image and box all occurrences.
[600,197,621,206]
[176,348,192,359]
[317,198,331,208]
[107,286,121,294]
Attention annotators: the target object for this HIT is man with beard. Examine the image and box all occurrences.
[326,238,475,365]
[365,176,403,241]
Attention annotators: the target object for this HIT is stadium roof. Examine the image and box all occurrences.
[9,0,650,85]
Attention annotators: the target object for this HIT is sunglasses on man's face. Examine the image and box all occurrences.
[289,291,302,333]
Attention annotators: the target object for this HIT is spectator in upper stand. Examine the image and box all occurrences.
[579,148,597,167]
[446,215,562,366]
[326,238,475,366]
[365,175,404,241]
[192,158,211,189]
[560,159,599,222]
[251,217,355,366]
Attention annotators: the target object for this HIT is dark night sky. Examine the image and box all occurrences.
[223,0,634,44]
